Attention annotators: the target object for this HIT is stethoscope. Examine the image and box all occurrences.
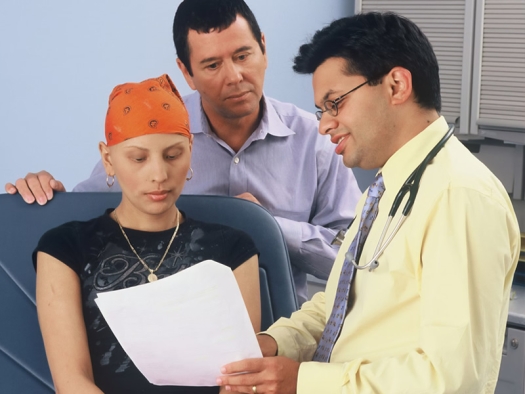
[331,125,455,271]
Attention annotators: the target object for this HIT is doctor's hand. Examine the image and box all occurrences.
[217,356,299,394]
[235,192,261,206]
[4,170,65,205]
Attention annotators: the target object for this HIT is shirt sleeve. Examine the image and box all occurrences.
[32,222,85,277]
[274,139,362,280]
[220,228,259,271]
[264,291,327,362]
[273,187,519,393]
[73,159,122,192]
[198,222,258,272]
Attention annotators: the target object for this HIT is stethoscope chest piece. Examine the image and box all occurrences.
[346,252,380,272]
[369,260,379,271]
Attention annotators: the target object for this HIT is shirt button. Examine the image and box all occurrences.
[233,157,240,164]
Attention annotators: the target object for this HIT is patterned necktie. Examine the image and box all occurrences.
[312,173,386,362]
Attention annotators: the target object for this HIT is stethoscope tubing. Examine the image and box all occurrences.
[351,125,455,272]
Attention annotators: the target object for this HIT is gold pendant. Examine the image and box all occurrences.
[148,273,158,282]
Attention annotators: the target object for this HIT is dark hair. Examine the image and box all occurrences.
[293,12,441,112]
[173,0,265,76]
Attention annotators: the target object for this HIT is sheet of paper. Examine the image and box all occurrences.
[94,260,262,386]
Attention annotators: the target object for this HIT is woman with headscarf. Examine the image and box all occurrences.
[33,75,260,394]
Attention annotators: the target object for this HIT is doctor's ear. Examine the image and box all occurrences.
[386,67,413,106]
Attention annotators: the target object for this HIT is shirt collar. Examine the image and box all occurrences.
[380,116,450,195]
[256,95,296,139]
[185,91,295,140]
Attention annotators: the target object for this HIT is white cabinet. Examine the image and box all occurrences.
[498,284,525,394]
[496,326,525,394]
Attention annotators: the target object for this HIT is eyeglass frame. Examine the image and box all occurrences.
[315,79,370,121]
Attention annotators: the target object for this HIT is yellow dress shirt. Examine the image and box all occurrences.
[266,117,520,393]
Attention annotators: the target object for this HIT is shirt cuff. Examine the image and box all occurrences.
[297,361,348,394]
[273,216,302,255]
[263,326,317,362]
[260,327,292,357]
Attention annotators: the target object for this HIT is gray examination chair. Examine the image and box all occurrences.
[0,192,298,393]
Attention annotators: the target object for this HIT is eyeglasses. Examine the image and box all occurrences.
[315,80,370,121]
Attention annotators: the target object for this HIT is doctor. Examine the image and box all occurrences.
[218,11,520,394]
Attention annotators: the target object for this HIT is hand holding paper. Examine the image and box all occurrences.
[95,260,262,386]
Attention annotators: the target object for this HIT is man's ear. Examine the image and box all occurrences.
[260,32,268,69]
[177,58,197,91]
[99,142,115,177]
[188,134,194,153]
[386,67,413,106]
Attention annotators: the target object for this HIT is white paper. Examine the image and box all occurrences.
[94,260,262,386]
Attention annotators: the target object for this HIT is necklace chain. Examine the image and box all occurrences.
[113,209,180,282]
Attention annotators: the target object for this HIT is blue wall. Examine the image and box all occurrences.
[0,0,375,191]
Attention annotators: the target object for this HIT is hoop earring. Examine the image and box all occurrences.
[186,167,194,181]
[106,175,115,188]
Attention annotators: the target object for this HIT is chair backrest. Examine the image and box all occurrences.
[0,192,298,393]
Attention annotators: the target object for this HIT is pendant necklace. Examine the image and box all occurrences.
[113,209,180,282]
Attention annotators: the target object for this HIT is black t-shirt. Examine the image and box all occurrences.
[33,209,258,394]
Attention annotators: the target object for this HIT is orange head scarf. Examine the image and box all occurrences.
[105,74,190,146]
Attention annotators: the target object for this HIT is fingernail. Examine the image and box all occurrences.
[37,197,46,205]
[221,367,226,373]
[216,378,222,385]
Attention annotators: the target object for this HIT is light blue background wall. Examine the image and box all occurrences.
[0,0,376,191]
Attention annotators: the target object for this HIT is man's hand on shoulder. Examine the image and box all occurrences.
[4,171,65,205]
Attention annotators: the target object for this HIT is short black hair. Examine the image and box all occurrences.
[293,12,441,112]
[173,0,265,76]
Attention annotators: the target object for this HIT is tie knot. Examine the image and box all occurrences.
[367,173,385,199]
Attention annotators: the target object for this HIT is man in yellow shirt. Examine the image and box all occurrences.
[217,11,520,394]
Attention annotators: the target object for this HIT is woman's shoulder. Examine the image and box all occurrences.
[39,210,112,243]
[33,210,116,273]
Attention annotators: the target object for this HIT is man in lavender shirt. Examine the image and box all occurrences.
[5,0,361,304]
